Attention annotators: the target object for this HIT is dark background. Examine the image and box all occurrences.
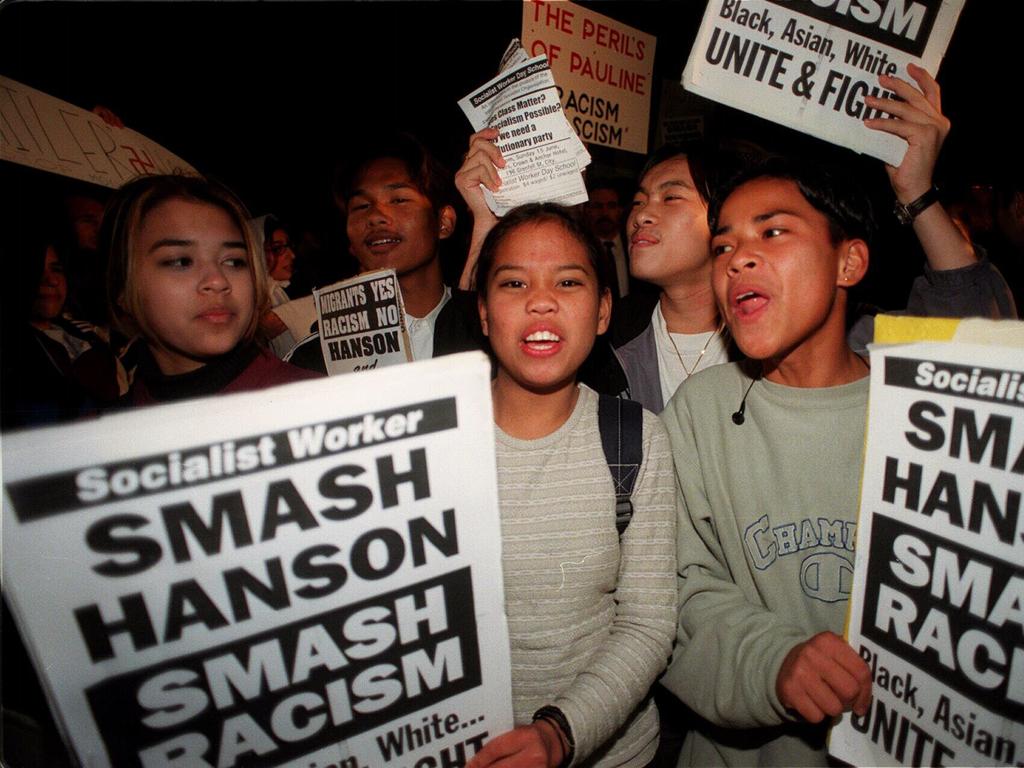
[0,0,1011,302]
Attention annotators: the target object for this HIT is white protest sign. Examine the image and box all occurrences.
[522,0,656,154]
[682,0,964,165]
[2,352,513,768]
[0,75,197,187]
[314,269,411,375]
[459,43,590,217]
[830,339,1024,766]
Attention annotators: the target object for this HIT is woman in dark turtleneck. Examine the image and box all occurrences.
[100,174,320,406]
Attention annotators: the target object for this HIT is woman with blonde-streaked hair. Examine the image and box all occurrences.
[101,174,319,405]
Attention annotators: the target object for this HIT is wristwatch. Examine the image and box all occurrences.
[894,185,940,225]
[533,706,575,768]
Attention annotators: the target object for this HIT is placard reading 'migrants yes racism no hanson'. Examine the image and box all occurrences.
[314,269,412,376]
[2,352,512,768]
[683,0,965,165]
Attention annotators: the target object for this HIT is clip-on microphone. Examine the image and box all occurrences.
[732,377,757,426]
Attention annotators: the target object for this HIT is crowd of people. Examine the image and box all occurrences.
[1,64,1019,768]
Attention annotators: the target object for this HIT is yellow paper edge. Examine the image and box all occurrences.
[872,315,960,344]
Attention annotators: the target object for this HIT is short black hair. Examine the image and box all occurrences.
[708,155,876,246]
[476,203,613,297]
[637,141,722,205]
[332,132,455,212]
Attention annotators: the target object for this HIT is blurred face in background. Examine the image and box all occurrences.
[265,228,296,281]
[586,187,624,240]
[66,195,104,251]
[31,247,67,327]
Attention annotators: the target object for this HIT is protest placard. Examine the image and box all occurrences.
[682,0,965,165]
[521,0,656,154]
[313,270,411,375]
[830,321,1024,766]
[0,76,197,187]
[655,80,706,148]
[2,352,513,768]
[459,41,590,217]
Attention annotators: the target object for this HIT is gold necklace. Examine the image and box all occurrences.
[667,320,725,379]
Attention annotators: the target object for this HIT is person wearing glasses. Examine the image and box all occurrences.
[251,214,307,357]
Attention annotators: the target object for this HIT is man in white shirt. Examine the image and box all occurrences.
[288,134,483,372]
[584,178,631,300]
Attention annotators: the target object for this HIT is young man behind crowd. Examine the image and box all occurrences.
[289,134,483,372]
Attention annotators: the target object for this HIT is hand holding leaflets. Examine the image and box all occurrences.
[455,39,595,288]
[456,127,506,219]
[458,39,590,218]
[455,128,507,289]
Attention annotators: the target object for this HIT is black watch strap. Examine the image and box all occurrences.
[533,705,575,768]
[894,185,940,225]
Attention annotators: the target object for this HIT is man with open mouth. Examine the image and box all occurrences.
[288,133,485,373]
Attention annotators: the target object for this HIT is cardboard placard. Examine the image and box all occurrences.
[2,352,513,768]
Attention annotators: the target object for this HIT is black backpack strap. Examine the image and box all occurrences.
[597,394,644,537]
